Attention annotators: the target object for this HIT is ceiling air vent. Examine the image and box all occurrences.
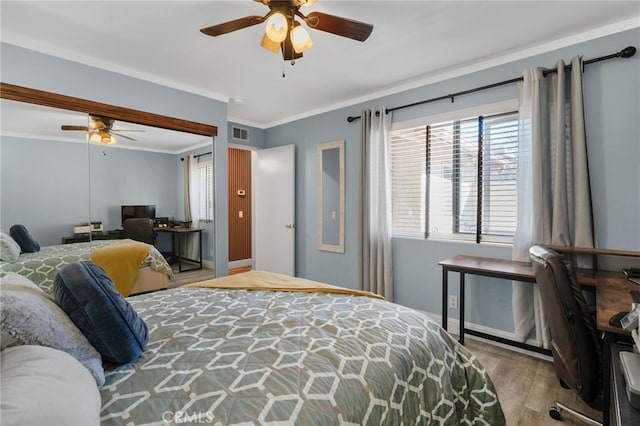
[232,126,249,142]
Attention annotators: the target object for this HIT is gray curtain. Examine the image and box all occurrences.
[183,156,193,223]
[512,56,595,347]
[182,155,200,261]
[359,108,394,300]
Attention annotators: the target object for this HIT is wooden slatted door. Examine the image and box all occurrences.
[228,148,252,261]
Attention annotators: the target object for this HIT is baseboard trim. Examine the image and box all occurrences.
[423,311,552,361]
[229,259,252,269]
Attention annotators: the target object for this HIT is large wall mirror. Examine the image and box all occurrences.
[0,83,217,264]
[317,140,345,253]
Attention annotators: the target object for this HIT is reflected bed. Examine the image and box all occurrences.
[0,239,173,295]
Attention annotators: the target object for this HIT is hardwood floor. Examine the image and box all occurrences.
[169,266,215,288]
[166,268,601,425]
[465,338,602,425]
[168,265,250,288]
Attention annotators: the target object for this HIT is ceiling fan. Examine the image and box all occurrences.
[200,0,374,61]
[61,116,143,145]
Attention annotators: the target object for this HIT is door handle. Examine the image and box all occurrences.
[285,223,295,229]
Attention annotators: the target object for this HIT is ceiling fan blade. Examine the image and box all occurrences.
[200,15,265,37]
[61,125,89,131]
[281,35,303,61]
[305,12,373,42]
[112,132,136,141]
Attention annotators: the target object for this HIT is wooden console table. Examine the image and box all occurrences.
[439,251,640,425]
[438,255,551,354]
[156,227,202,272]
[438,253,631,352]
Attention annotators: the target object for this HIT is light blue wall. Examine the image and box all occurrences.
[2,27,638,335]
[1,42,228,273]
[227,122,267,149]
[88,145,178,230]
[1,137,91,246]
[265,28,640,334]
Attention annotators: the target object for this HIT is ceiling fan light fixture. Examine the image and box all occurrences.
[261,33,281,53]
[291,23,313,54]
[88,129,117,145]
[88,130,102,144]
[265,13,287,43]
[103,133,117,145]
[200,2,373,63]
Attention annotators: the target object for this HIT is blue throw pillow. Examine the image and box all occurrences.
[9,224,40,253]
[53,261,148,365]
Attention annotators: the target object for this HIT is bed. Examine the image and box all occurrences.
[98,271,506,425]
[0,239,173,295]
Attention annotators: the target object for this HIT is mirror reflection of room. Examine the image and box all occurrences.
[0,98,215,295]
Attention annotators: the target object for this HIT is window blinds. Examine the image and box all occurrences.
[197,160,214,222]
[390,110,518,241]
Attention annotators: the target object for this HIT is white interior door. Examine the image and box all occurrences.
[254,144,295,275]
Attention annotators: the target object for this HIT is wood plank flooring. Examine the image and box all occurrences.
[167,268,603,425]
[465,338,602,425]
[169,266,215,288]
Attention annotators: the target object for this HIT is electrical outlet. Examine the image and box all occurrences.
[449,295,458,309]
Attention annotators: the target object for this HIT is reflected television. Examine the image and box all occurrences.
[121,205,156,227]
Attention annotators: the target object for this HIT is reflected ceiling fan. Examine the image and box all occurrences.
[61,116,144,145]
[200,0,373,61]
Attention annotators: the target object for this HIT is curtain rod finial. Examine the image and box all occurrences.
[620,46,636,58]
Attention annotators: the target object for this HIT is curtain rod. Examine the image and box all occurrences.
[180,151,212,161]
[346,45,636,123]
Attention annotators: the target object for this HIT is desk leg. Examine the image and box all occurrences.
[459,272,465,345]
[170,232,177,270]
[603,332,613,426]
[177,233,184,273]
[442,267,448,330]
[198,230,203,270]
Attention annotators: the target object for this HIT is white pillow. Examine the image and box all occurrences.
[0,272,42,291]
[0,345,101,426]
[0,231,20,262]
[0,282,105,386]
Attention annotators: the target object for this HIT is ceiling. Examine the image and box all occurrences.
[1,1,638,148]
[0,99,212,153]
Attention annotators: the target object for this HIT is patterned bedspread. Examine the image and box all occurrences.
[100,287,505,425]
[0,240,173,294]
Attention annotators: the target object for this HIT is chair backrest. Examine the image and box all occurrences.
[528,245,602,407]
[123,218,156,245]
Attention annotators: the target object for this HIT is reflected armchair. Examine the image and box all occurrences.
[123,218,156,246]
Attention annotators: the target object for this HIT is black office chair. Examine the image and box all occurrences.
[529,245,603,425]
[123,218,156,245]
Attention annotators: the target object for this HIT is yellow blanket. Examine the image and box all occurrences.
[90,239,151,296]
[184,270,384,300]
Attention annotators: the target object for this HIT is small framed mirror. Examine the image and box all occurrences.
[317,140,345,253]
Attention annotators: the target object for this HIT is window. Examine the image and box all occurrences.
[391,104,518,243]
[196,159,214,222]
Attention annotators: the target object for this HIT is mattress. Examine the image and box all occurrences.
[99,273,505,425]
